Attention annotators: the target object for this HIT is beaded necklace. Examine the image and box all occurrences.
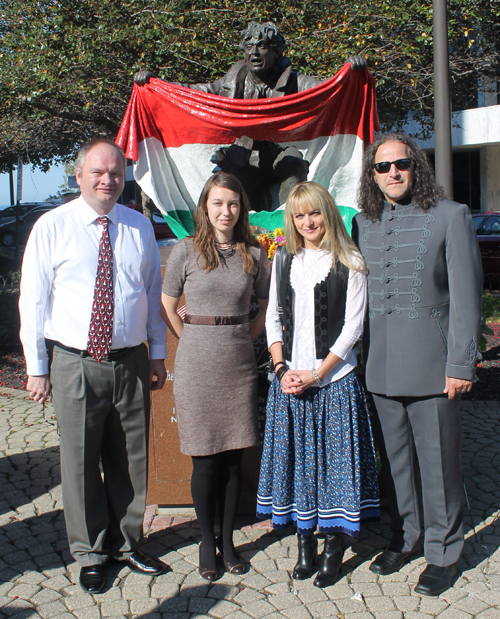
[215,240,237,259]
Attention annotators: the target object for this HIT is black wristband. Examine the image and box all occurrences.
[274,361,286,371]
[276,364,289,383]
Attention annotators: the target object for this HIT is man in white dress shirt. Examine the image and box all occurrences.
[19,138,168,594]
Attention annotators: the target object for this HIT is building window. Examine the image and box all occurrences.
[426,150,481,210]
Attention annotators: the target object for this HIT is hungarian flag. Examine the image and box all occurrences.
[116,63,379,238]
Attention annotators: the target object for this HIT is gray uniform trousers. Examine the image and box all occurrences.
[50,343,150,567]
[371,392,463,567]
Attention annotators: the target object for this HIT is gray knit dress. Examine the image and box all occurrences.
[162,238,271,456]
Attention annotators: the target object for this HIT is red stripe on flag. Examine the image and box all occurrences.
[117,64,379,160]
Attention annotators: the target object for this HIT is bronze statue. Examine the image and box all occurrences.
[135,22,367,210]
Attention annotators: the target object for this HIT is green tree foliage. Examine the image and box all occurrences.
[0,0,498,171]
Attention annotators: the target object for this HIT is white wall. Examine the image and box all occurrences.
[408,105,500,150]
[405,105,500,212]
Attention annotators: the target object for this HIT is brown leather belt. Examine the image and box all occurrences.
[184,314,249,326]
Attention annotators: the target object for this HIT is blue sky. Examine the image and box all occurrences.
[0,163,66,206]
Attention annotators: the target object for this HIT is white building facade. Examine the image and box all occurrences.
[406,96,500,212]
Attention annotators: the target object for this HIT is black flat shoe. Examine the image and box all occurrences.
[369,548,420,575]
[216,536,245,575]
[198,544,218,581]
[79,564,105,594]
[414,563,458,596]
[293,533,318,580]
[313,535,343,588]
[118,551,169,576]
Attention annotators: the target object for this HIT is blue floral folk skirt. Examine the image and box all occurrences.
[257,369,380,536]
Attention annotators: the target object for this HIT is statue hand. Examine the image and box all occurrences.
[134,70,156,85]
[346,55,367,70]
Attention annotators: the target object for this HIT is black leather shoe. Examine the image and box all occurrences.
[118,551,169,576]
[414,563,458,596]
[293,533,318,580]
[313,535,343,588]
[79,564,105,594]
[369,548,420,575]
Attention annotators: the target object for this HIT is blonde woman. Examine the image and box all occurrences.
[257,182,379,588]
[162,172,271,581]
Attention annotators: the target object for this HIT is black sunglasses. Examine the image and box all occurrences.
[373,158,414,174]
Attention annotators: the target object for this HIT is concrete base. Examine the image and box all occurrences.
[157,506,197,518]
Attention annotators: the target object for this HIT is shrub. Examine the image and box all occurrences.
[0,271,21,347]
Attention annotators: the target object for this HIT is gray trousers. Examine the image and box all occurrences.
[51,344,150,566]
[371,393,463,567]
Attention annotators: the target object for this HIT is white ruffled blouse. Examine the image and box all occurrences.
[265,247,367,385]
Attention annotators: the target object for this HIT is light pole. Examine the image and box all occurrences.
[433,0,453,198]
[15,157,23,269]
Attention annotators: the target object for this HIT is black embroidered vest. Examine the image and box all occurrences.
[276,248,349,360]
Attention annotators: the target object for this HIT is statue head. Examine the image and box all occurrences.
[239,22,286,79]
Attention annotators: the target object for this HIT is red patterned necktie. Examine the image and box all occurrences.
[87,216,114,362]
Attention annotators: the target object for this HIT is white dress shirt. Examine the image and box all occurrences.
[265,248,367,385]
[20,197,167,375]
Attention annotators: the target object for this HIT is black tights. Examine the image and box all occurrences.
[191,449,244,569]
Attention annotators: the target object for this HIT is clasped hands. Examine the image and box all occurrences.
[280,369,319,395]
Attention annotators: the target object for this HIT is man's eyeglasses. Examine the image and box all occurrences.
[373,158,414,174]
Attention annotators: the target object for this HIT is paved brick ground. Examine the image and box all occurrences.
[0,388,499,618]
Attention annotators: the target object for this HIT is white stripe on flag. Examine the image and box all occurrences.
[134,134,363,222]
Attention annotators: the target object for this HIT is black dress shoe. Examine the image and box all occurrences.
[118,551,169,576]
[313,534,343,588]
[414,563,458,596]
[369,548,420,575]
[79,564,105,594]
[293,533,318,580]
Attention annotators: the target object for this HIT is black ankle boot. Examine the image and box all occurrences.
[292,533,318,580]
[313,534,343,588]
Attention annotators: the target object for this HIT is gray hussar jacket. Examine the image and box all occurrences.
[352,199,483,397]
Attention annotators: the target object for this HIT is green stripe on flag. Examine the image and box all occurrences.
[338,205,358,236]
[164,210,195,239]
[249,205,358,236]
[249,210,285,231]
[163,205,358,239]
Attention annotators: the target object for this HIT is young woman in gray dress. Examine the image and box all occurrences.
[162,172,271,581]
